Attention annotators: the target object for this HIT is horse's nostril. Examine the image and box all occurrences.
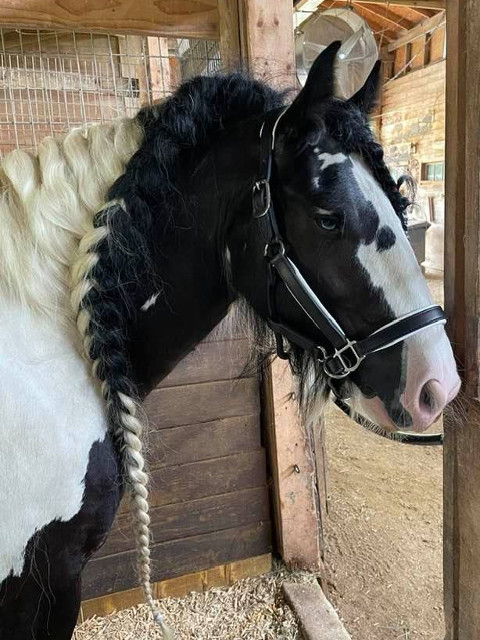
[418,380,447,418]
[421,384,435,412]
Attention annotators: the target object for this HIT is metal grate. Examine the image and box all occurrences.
[0,28,221,157]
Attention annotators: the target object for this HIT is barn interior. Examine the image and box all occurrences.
[0,1,477,639]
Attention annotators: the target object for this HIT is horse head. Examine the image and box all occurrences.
[227,42,460,433]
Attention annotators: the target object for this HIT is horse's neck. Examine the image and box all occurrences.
[126,251,232,396]
[123,118,261,396]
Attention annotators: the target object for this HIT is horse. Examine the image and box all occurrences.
[0,41,460,639]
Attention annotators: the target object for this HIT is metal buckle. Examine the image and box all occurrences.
[264,240,285,259]
[252,179,271,218]
[323,341,364,379]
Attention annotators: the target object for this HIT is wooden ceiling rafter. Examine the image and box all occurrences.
[387,9,445,51]
[347,0,444,8]
[355,2,415,30]
[407,7,438,18]
[294,0,445,44]
[319,0,398,41]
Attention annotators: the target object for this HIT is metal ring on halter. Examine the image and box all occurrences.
[264,240,285,259]
[316,345,328,363]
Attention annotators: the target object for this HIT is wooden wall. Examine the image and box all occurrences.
[82,324,272,600]
[381,26,446,224]
[380,26,446,269]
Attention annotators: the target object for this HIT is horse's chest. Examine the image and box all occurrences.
[0,298,107,583]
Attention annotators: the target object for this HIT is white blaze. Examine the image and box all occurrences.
[350,154,459,428]
[352,155,432,315]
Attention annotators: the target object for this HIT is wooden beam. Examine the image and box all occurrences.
[408,7,438,19]
[0,0,219,40]
[321,0,398,42]
[262,361,324,571]
[356,2,414,30]
[283,582,351,640]
[318,0,414,31]
[387,11,445,51]
[351,0,445,8]
[444,0,480,638]
[294,0,445,8]
[239,0,296,87]
[222,2,323,574]
[218,0,242,71]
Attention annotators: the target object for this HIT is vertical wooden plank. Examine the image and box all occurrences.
[148,37,176,100]
[262,361,323,571]
[218,0,242,71]
[239,0,296,88]
[228,0,323,572]
[444,0,480,638]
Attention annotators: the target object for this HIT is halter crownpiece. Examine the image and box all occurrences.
[254,107,446,445]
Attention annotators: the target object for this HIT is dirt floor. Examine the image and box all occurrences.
[324,270,445,640]
[324,404,444,640]
[74,272,446,640]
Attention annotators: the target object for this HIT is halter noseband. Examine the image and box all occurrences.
[254,108,446,444]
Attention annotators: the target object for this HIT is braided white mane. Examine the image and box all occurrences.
[0,119,141,320]
[0,118,173,636]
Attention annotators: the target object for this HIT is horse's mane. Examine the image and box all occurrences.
[0,118,142,319]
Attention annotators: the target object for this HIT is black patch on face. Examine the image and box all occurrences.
[376,225,396,252]
[362,202,380,245]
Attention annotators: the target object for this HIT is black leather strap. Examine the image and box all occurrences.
[270,252,348,352]
[334,397,444,446]
[355,305,446,357]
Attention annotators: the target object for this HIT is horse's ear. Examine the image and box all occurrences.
[349,60,382,113]
[287,40,342,119]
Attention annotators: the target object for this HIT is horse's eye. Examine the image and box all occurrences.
[315,215,339,231]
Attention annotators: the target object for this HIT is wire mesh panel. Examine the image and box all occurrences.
[0,28,221,157]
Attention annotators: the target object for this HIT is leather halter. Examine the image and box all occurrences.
[254,107,446,445]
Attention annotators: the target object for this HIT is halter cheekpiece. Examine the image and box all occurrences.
[254,107,447,392]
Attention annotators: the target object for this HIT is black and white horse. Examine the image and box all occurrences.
[0,43,459,640]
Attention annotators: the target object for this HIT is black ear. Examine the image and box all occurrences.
[349,60,382,113]
[289,40,342,118]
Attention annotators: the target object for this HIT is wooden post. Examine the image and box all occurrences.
[238,0,296,87]
[219,0,324,573]
[148,38,180,100]
[218,0,242,72]
[444,0,480,638]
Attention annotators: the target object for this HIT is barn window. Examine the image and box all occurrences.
[422,161,445,181]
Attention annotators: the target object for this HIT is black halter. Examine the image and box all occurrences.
[254,108,446,445]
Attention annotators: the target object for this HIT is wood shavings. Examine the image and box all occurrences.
[74,563,320,640]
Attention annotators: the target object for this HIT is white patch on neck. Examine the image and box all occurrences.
[0,297,107,582]
[351,155,432,315]
[317,152,348,171]
[141,292,160,312]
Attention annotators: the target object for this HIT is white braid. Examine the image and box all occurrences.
[70,201,174,639]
